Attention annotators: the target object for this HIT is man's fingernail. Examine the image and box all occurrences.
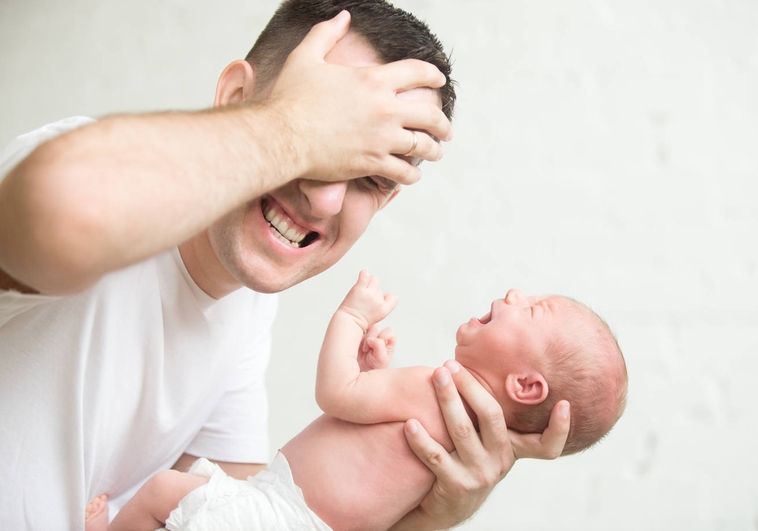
[446,360,461,373]
[559,402,569,418]
[435,369,450,387]
[407,419,419,435]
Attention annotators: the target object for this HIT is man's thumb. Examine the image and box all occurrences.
[294,10,351,61]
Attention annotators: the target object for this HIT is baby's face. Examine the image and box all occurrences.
[454,289,566,370]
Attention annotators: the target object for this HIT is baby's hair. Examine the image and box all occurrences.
[511,298,628,456]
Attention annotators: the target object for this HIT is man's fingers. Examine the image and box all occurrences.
[383,58,447,91]
[394,130,444,164]
[444,360,510,453]
[403,419,457,483]
[431,366,486,461]
[290,10,351,62]
[510,400,570,460]
[395,100,453,146]
[393,74,453,144]
[374,155,422,186]
[403,365,519,529]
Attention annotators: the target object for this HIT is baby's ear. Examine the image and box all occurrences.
[505,372,549,405]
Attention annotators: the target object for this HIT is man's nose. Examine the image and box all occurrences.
[298,180,348,218]
[504,289,525,305]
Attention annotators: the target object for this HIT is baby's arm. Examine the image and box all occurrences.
[316,271,432,424]
[108,470,207,531]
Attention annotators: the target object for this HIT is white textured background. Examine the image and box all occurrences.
[2,1,757,529]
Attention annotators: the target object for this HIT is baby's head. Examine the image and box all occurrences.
[454,289,627,455]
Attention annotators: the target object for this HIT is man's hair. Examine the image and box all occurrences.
[511,299,628,456]
[245,0,456,120]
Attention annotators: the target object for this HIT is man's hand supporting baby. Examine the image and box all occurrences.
[392,363,570,530]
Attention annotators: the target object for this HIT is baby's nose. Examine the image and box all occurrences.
[504,289,525,305]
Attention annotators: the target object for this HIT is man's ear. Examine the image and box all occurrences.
[378,187,401,211]
[505,372,549,405]
[214,60,256,107]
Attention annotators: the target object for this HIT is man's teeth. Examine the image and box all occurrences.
[264,208,307,247]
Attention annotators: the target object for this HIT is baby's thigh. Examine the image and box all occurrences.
[145,470,209,522]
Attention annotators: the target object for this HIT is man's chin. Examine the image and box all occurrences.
[240,271,309,294]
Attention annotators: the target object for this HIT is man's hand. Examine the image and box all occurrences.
[390,360,570,530]
[264,10,453,187]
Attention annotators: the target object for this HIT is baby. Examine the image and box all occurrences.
[87,271,627,531]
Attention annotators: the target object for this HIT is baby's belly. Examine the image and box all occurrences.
[282,415,436,531]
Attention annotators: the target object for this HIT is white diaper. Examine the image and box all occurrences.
[163,453,332,531]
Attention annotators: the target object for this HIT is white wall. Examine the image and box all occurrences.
[2,0,756,529]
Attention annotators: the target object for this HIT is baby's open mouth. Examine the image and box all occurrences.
[262,199,318,248]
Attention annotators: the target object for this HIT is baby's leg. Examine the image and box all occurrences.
[84,494,109,531]
[109,470,208,531]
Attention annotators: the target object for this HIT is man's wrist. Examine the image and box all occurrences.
[232,101,302,194]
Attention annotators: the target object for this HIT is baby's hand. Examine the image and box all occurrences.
[359,324,396,371]
[340,270,398,330]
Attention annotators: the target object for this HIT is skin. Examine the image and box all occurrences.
[179,33,413,298]
[169,29,435,483]
[0,12,450,296]
[84,272,570,531]
[2,11,570,529]
[455,288,564,417]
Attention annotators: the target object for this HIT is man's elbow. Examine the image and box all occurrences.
[0,155,104,294]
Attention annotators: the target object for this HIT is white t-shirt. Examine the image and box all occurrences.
[0,118,278,530]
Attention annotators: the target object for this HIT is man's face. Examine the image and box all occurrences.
[205,33,441,295]
[454,289,567,372]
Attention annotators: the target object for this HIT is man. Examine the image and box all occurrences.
[0,1,570,529]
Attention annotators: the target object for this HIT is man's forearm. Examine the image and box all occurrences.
[0,105,289,294]
[389,506,452,531]
[0,11,455,295]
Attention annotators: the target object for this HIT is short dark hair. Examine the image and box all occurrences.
[245,0,456,120]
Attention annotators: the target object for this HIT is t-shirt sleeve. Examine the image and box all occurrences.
[184,293,278,464]
[0,116,96,180]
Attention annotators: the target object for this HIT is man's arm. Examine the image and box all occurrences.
[0,12,452,295]
[172,453,266,480]
[391,361,571,530]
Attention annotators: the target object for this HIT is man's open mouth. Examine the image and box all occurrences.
[262,201,318,248]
